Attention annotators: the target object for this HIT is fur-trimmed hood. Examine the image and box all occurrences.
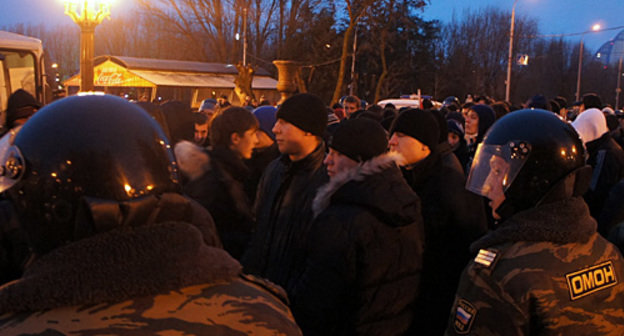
[174,140,211,181]
[313,152,420,227]
[0,221,241,314]
[471,197,597,252]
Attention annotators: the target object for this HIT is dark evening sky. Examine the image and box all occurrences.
[1,0,622,53]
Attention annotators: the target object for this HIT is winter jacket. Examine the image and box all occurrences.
[584,132,624,220]
[445,197,624,335]
[290,153,424,336]
[0,193,301,335]
[598,178,624,239]
[245,143,281,203]
[0,200,28,285]
[175,142,255,259]
[242,143,328,294]
[402,144,488,335]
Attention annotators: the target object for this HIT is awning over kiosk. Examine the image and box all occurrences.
[63,56,279,106]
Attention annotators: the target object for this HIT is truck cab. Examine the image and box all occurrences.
[0,31,47,126]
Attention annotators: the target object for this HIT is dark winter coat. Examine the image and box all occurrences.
[445,197,624,335]
[242,143,328,294]
[402,144,488,335]
[452,138,470,173]
[245,143,281,203]
[290,153,424,336]
[0,193,301,335]
[584,132,624,221]
[175,141,255,260]
[0,200,28,285]
[598,178,624,239]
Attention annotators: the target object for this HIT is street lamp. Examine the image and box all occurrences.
[63,0,111,92]
[505,0,519,103]
[616,56,623,110]
[575,23,601,101]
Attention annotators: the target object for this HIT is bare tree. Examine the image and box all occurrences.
[438,7,537,102]
[331,0,378,104]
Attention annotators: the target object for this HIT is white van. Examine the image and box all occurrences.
[0,31,47,124]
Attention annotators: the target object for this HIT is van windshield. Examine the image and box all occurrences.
[0,50,36,112]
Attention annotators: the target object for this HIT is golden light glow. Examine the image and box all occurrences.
[592,24,601,32]
[63,0,112,25]
[146,185,154,191]
[51,172,58,178]
[124,183,132,193]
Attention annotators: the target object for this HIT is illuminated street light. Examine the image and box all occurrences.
[63,0,112,92]
[576,23,601,101]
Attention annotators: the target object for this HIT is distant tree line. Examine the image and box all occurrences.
[3,2,620,107]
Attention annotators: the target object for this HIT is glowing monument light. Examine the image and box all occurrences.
[63,0,112,92]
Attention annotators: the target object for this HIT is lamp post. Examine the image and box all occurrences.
[64,0,111,92]
[505,0,519,103]
[575,23,601,102]
[616,56,623,110]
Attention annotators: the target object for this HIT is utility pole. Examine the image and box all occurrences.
[575,39,585,102]
[616,56,623,110]
[505,0,518,103]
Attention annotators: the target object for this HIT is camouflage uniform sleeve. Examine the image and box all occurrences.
[445,249,528,336]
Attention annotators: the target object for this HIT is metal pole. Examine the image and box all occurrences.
[242,6,248,67]
[616,56,623,110]
[80,25,95,92]
[349,26,358,96]
[505,0,518,103]
[576,38,584,102]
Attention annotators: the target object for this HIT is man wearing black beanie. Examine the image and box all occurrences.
[242,93,329,297]
[290,118,424,335]
[389,108,487,335]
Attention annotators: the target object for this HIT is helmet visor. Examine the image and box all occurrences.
[466,142,528,199]
[0,126,25,193]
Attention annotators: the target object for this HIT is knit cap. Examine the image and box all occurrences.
[276,93,327,137]
[390,108,440,150]
[329,118,388,162]
[6,89,40,129]
[253,105,277,140]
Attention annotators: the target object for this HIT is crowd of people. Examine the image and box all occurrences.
[0,87,623,335]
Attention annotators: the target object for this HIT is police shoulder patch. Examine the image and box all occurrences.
[565,260,618,300]
[453,298,477,334]
[474,248,499,268]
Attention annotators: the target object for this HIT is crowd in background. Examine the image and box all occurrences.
[0,87,624,335]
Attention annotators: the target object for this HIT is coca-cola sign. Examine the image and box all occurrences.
[95,68,127,86]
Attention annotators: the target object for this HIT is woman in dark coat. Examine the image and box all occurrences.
[175,107,259,259]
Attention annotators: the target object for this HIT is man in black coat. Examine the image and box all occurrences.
[242,93,329,295]
[388,108,487,335]
[175,107,259,260]
[291,119,424,335]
